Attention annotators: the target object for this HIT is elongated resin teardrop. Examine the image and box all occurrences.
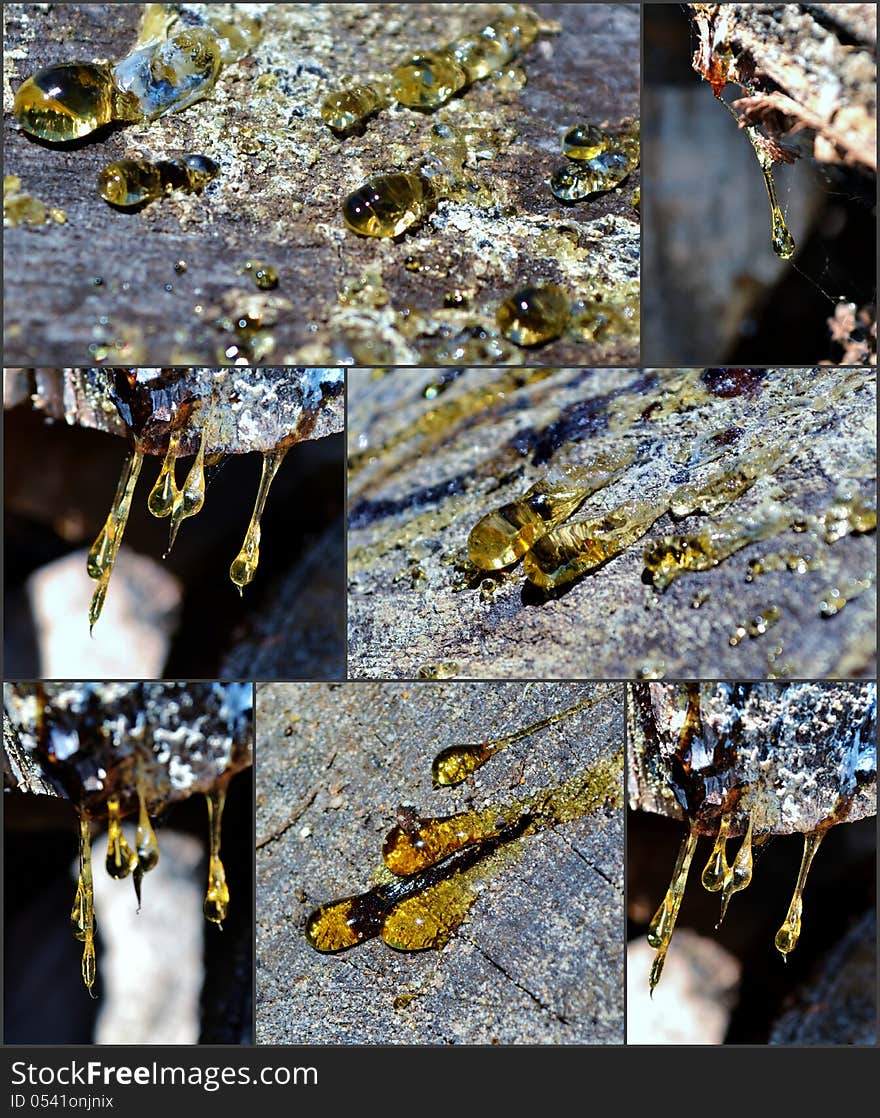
[87,447,145,632]
[203,787,229,925]
[98,154,218,208]
[321,83,388,132]
[718,811,754,925]
[700,813,731,892]
[133,784,160,910]
[147,427,183,517]
[168,409,212,551]
[73,810,97,995]
[229,447,288,591]
[13,62,139,142]
[775,829,825,956]
[432,698,599,786]
[342,172,433,238]
[647,821,699,993]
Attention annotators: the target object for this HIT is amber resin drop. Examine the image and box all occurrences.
[391,50,467,109]
[13,62,138,143]
[98,155,218,208]
[342,172,433,238]
[496,285,570,346]
[203,787,230,925]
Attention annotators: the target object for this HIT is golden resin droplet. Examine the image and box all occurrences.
[13,62,139,143]
[496,284,570,347]
[391,50,467,109]
[774,829,825,957]
[87,446,145,632]
[523,498,666,590]
[757,157,795,260]
[321,83,388,132]
[718,811,754,925]
[73,811,97,995]
[467,451,634,571]
[431,696,599,786]
[647,820,699,994]
[203,787,229,925]
[132,782,159,910]
[383,810,501,876]
[700,813,731,892]
[342,172,434,238]
[105,796,137,880]
[98,155,218,209]
[147,426,183,518]
[229,447,288,592]
[168,404,213,551]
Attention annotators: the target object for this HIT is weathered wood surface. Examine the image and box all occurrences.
[347,367,877,680]
[3,3,640,366]
[256,681,624,1044]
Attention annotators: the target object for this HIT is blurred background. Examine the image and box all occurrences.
[642,4,877,365]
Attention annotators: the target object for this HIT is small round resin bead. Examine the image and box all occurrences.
[496,284,571,346]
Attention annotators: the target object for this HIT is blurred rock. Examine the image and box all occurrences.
[627,930,741,1044]
[93,830,203,1046]
[26,547,181,679]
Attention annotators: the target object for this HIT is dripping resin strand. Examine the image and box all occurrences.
[89,408,290,629]
[13,6,259,143]
[321,4,546,133]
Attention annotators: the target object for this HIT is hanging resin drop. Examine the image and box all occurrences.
[87,446,145,632]
[203,787,229,925]
[647,820,698,993]
[105,796,137,880]
[147,427,183,518]
[717,811,754,925]
[167,405,213,552]
[774,829,825,957]
[229,447,288,592]
[132,783,160,909]
[700,813,731,892]
[72,810,97,995]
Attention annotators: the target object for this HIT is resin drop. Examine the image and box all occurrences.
[87,447,145,632]
[147,427,183,518]
[229,447,288,591]
[13,62,138,143]
[342,172,433,238]
[496,285,570,347]
[774,829,825,957]
[105,796,137,880]
[72,810,97,995]
[647,821,698,993]
[203,787,229,925]
[98,155,218,208]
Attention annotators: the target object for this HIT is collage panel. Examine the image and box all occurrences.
[627,680,877,1046]
[4,3,639,368]
[3,368,345,680]
[348,366,876,681]
[643,4,876,366]
[3,681,254,1045]
[255,681,624,1044]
